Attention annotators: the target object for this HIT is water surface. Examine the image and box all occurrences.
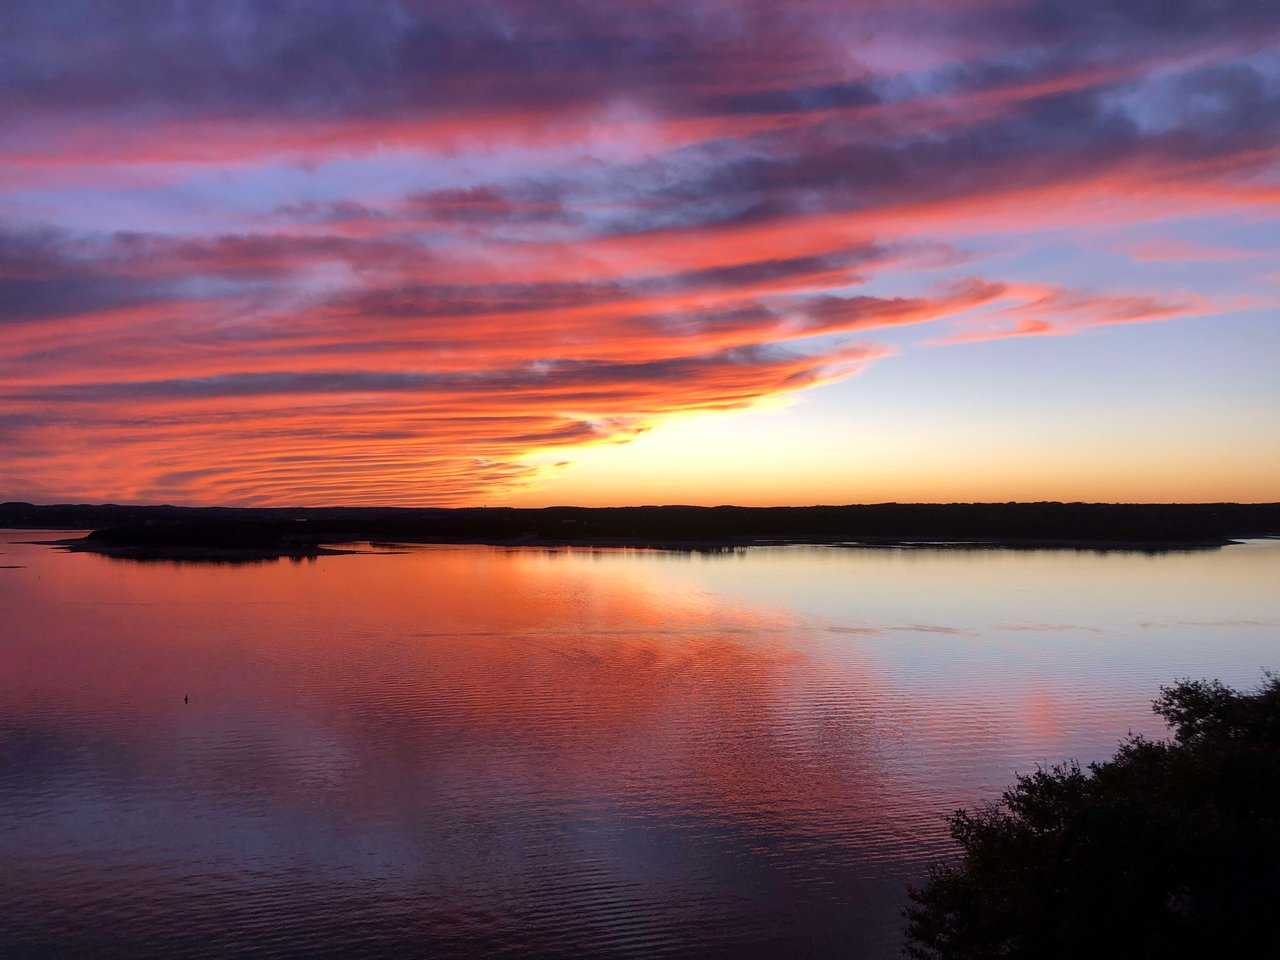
[2,532,1277,957]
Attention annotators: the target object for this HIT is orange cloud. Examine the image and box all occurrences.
[3,1,1277,504]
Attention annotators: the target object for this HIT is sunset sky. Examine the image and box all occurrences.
[2,0,1278,507]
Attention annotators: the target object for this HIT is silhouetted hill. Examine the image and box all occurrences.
[4,501,1279,555]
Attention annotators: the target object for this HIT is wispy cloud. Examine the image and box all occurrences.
[1,0,1277,503]
[1125,239,1267,263]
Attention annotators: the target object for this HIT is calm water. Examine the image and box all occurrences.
[2,532,1277,958]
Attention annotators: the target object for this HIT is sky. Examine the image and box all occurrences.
[1,0,1278,507]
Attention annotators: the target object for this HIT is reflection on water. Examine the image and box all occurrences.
[1,533,1277,958]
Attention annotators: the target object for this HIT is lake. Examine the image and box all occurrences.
[2,531,1277,958]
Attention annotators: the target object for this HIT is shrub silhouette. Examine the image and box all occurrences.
[904,674,1280,959]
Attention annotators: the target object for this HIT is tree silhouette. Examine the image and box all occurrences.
[905,674,1280,959]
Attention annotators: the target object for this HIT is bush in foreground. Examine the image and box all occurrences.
[905,673,1280,959]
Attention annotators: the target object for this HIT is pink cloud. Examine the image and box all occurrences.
[3,0,1277,504]
[1126,239,1264,263]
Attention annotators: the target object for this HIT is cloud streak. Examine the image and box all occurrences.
[1,1,1277,503]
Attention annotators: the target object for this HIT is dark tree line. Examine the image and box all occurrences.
[905,674,1280,959]
[4,501,1279,547]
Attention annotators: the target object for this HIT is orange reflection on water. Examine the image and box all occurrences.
[3,537,1278,958]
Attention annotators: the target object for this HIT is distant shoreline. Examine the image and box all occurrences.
[20,534,1250,563]
[338,534,1248,552]
[6,499,1277,561]
[35,536,356,562]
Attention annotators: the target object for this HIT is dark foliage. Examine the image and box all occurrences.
[904,674,1280,959]
[3,501,1279,548]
